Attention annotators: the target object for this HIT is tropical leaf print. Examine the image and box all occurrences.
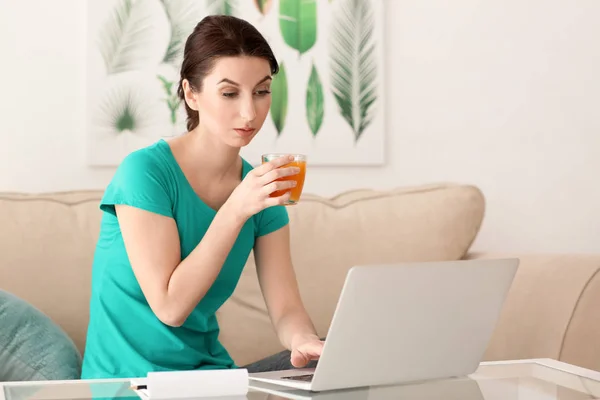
[254,0,273,15]
[206,0,237,16]
[270,62,288,135]
[159,0,203,66]
[306,62,324,136]
[157,75,181,126]
[97,0,157,75]
[329,0,378,141]
[94,81,153,135]
[279,0,317,55]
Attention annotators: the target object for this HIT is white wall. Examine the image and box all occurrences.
[1,0,599,254]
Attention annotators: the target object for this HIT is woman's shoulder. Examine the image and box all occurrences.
[118,140,171,173]
[105,140,176,195]
[100,140,175,217]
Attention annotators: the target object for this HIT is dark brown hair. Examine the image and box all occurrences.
[177,15,279,132]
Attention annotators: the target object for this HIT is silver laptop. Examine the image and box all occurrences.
[248,258,519,392]
[248,373,485,400]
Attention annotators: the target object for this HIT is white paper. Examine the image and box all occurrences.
[131,369,249,399]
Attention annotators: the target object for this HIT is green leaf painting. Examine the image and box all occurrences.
[279,0,317,55]
[157,75,181,125]
[254,0,273,15]
[306,62,324,136]
[329,0,378,142]
[96,85,150,135]
[159,0,202,65]
[270,62,288,135]
[207,0,236,16]
[97,0,155,75]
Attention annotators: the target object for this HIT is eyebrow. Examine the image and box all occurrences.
[218,76,272,86]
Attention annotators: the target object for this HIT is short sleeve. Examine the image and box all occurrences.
[100,150,173,218]
[254,205,289,237]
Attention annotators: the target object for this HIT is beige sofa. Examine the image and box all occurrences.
[1,183,599,374]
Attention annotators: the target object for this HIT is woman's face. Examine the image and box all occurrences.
[183,55,273,148]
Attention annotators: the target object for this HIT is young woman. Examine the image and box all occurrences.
[81,15,323,379]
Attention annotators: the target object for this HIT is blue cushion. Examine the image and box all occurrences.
[0,290,82,381]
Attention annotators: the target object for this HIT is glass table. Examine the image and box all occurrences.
[2,358,599,400]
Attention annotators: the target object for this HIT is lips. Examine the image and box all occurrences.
[234,128,256,138]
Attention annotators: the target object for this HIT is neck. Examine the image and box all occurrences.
[180,127,241,181]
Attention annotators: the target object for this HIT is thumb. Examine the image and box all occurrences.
[291,348,308,368]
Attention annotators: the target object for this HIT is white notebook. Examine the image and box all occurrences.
[130,368,249,399]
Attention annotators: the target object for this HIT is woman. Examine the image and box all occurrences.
[81,15,323,379]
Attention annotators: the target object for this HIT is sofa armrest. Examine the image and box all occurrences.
[464,252,600,372]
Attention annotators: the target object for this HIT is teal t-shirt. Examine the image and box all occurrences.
[80,139,289,379]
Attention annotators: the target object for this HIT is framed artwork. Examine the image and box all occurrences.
[86,0,385,166]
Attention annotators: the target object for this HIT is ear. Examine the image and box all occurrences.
[182,79,199,111]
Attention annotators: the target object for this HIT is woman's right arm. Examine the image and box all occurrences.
[116,155,299,327]
[116,200,244,327]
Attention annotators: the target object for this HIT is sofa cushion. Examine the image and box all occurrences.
[0,191,102,354]
[0,290,82,381]
[465,252,600,372]
[557,258,600,372]
[217,183,485,365]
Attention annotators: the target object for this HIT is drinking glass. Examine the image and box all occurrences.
[261,153,307,205]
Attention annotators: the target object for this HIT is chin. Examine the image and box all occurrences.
[228,131,259,147]
[224,137,253,149]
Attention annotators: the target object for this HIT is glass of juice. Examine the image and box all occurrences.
[261,153,307,205]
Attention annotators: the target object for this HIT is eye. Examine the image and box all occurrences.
[222,92,238,98]
[255,89,272,96]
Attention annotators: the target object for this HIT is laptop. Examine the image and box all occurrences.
[248,374,485,400]
[248,258,519,392]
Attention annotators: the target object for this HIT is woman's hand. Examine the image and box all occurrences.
[290,333,325,368]
[226,155,299,221]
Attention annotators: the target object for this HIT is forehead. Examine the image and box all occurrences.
[206,56,272,85]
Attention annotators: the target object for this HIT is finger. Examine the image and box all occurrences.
[261,166,301,184]
[291,346,322,368]
[263,180,297,195]
[253,155,295,177]
[291,349,308,368]
[299,342,324,357]
[265,191,292,207]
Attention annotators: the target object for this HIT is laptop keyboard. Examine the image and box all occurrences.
[281,373,314,382]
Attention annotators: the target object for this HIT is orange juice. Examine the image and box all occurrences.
[261,154,307,205]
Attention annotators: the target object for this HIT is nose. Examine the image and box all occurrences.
[240,96,257,122]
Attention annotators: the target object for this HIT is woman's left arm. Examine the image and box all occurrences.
[254,224,324,367]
